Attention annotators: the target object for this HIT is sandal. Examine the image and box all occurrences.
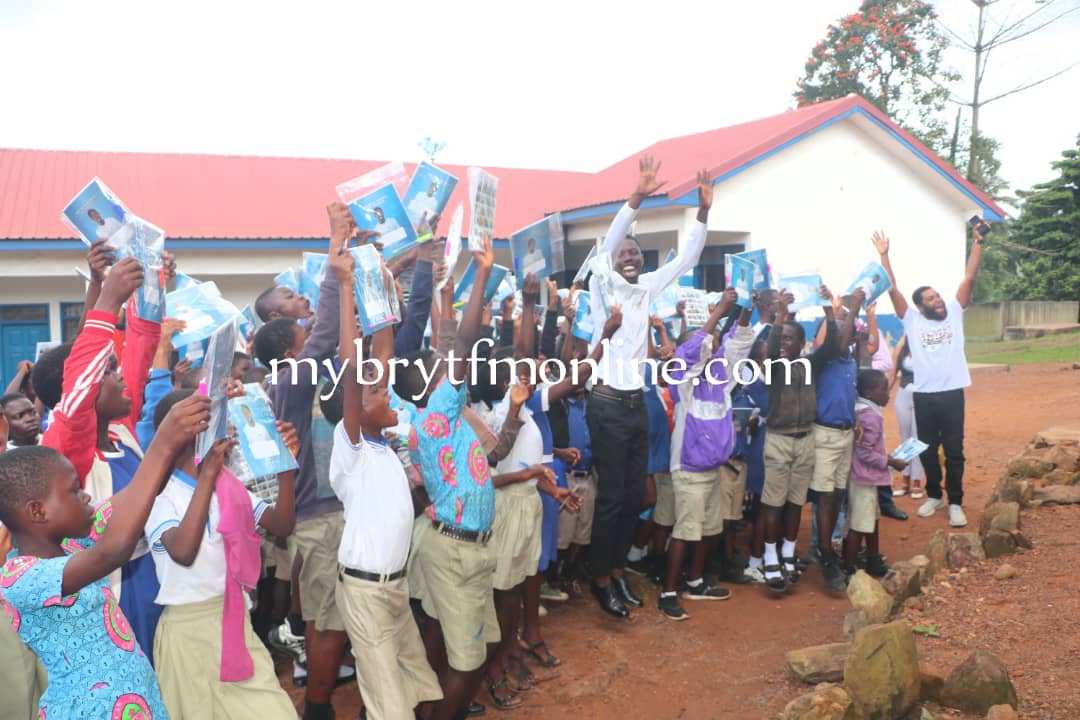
[488,675,522,710]
[763,564,787,594]
[910,483,925,500]
[505,654,534,692]
[519,639,561,668]
[781,556,800,586]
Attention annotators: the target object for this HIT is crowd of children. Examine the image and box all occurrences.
[0,157,977,720]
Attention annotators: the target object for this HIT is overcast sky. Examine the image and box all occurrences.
[1,0,1076,197]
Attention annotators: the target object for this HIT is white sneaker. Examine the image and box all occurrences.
[743,566,767,584]
[949,504,968,527]
[917,498,947,518]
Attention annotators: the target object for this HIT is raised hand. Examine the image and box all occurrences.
[696,169,713,211]
[225,379,245,399]
[523,273,540,304]
[472,236,495,271]
[546,278,559,310]
[635,154,667,197]
[871,230,889,256]
[87,240,115,283]
[602,305,623,339]
[198,436,235,480]
[845,288,867,311]
[277,421,300,458]
[160,318,186,347]
[417,211,442,238]
[819,284,833,304]
[161,251,177,283]
[156,394,211,452]
[509,381,531,407]
[97,257,144,315]
[500,294,516,319]
[327,234,356,283]
[327,202,356,246]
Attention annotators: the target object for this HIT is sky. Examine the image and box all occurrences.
[0,0,1077,198]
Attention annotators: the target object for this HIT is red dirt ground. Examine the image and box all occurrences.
[276,361,1080,719]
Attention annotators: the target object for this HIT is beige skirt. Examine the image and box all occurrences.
[0,620,47,720]
[490,483,543,591]
[153,595,295,720]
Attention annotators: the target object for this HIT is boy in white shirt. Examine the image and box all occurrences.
[330,258,442,719]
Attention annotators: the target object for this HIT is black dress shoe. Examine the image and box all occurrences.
[590,582,629,618]
[881,504,909,521]
[612,574,643,608]
[451,702,487,719]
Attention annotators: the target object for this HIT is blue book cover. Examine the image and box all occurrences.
[572,291,594,341]
[227,383,298,481]
[891,437,929,463]
[61,177,134,247]
[650,284,681,320]
[403,162,459,230]
[274,267,300,294]
[778,273,829,312]
[452,261,509,309]
[349,244,398,335]
[174,272,201,290]
[300,252,328,311]
[347,183,418,260]
[730,254,756,308]
[196,317,240,462]
[510,214,564,285]
[179,340,209,369]
[238,305,256,339]
[131,265,166,323]
[725,248,771,291]
[845,261,892,308]
[166,282,242,347]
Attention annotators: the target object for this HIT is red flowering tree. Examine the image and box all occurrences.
[794,0,958,155]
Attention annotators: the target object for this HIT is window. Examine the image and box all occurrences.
[642,250,659,273]
[1,305,48,323]
[61,302,85,342]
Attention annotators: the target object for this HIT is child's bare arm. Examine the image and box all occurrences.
[160,438,233,567]
[258,422,299,537]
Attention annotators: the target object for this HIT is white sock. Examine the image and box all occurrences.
[686,578,703,588]
[293,665,307,679]
[627,545,646,562]
[782,538,796,560]
[749,555,763,570]
[660,591,677,599]
[764,543,780,577]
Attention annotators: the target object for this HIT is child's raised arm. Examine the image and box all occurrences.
[158,436,234,567]
[258,421,299,538]
[450,237,495,386]
[61,394,209,596]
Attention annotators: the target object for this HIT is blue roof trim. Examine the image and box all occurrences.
[560,195,670,223]
[0,237,511,252]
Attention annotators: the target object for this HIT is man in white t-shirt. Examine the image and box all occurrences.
[872,223,988,528]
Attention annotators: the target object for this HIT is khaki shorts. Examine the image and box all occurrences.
[762,432,816,508]
[652,472,675,527]
[846,482,881,534]
[0,619,46,720]
[810,424,854,494]
[720,459,748,522]
[558,470,596,550]
[491,484,543,591]
[412,524,500,672]
[293,511,346,632]
[336,574,443,717]
[672,469,724,542]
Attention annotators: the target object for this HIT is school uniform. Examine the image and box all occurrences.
[552,394,596,550]
[644,377,675,528]
[847,398,892,533]
[146,470,295,719]
[810,350,858,495]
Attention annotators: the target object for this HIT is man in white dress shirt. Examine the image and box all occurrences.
[521,237,547,276]
[584,156,713,619]
[88,208,128,242]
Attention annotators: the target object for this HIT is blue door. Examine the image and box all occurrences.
[1,304,51,389]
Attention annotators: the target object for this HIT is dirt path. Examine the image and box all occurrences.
[278,362,1080,719]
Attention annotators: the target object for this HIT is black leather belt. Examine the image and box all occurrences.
[432,520,491,545]
[568,469,592,478]
[782,431,812,439]
[340,566,406,583]
[816,421,853,431]
[592,384,645,408]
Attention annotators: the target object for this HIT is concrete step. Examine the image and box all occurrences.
[1003,323,1080,341]
[968,362,1010,374]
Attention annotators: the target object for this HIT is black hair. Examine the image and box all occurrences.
[153,389,195,430]
[241,365,271,384]
[393,349,437,408]
[253,318,299,367]
[319,380,344,426]
[783,320,806,345]
[912,286,931,308]
[857,368,888,396]
[179,365,203,390]
[254,286,281,322]
[675,329,696,346]
[0,446,68,528]
[31,342,75,410]
[0,392,30,408]
[232,351,252,367]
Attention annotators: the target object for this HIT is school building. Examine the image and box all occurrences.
[0,94,1004,386]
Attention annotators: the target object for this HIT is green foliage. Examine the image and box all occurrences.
[966,334,1080,365]
[913,624,941,637]
[1000,138,1080,301]
[794,0,959,155]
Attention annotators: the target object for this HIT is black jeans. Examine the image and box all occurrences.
[913,388,965,506]
[586,387,649,579]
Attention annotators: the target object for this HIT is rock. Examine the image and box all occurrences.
[994,563,1017,580]
[1011,530,1034,549]
[1033,426,1080,447]
[1043,442,1080,472]
[782,683,855,720]
[908,555,931,586]
[919,665,947,704]
[786,643,850,684]
[1033,485,1080,505]
[947,532,986,569]
[987,704,1019,720]
[927,530,948,578]
[983,530,1018,559]
[842,609,870,641]
[880,561,921,608]
[901,596,923,611]
[979,502,1020,536]
[843,621,920,719]
[1006,456,1052,478]
[1042,468,1080,485]
[846,571,894,624]
[988,476,1035,508]
[941,650,1018,715]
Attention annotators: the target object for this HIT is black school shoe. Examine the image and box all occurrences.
[658,593,690,621]
[682,582,732,601]
[591,582,630,619]
[612,574,644,608]
[763,565,788,594]
[865,555,891,578]
[820,553,848,593]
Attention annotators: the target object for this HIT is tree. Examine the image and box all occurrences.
[999,135,1080,301]
[938,0,1080,189]
[794,0,960,155]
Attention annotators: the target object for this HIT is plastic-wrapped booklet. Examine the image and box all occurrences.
[167,282,242,348]
[572,246,598,287]
[196,317,240,463]
[724,248,771,291]
[274,267,300,294]
[300,253,328,311]
[438,203,465,292]
[845,261,892,307]
[777,273,829,312]
[510,214,564,284]
[403,162,459,230]
[730,254,756,309]
[347,184,418,261]
[452,260,509,310]
[891,437,929,463]
[467,167,498,252]
[679,289,710,328]
[350,244,398,335]
[226,383,298,490]
[572,291,594,341]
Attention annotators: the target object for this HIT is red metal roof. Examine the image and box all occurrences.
[0,95,1004,240]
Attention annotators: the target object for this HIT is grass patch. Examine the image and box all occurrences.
[966,332,1080,365]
